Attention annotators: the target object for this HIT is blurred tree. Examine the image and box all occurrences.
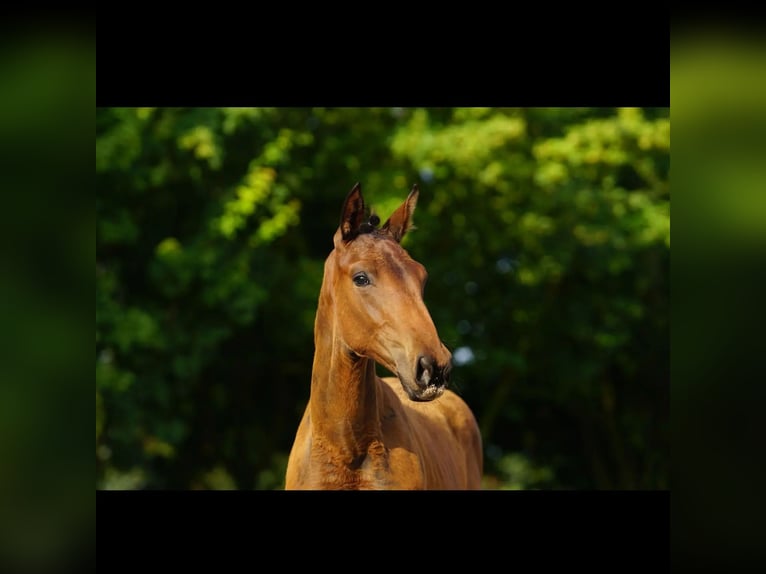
[96,107,669,489]
[391,107,669,488]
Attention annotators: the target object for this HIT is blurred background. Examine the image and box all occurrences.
[96,107,669,490]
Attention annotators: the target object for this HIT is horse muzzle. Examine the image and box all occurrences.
[401,355,451,402]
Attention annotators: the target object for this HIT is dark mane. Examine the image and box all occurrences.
[357,212,381,235]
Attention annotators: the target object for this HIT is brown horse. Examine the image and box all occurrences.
[285,183,483,489]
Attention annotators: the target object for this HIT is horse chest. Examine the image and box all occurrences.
[358,446,424,490]
[299,438,424,490]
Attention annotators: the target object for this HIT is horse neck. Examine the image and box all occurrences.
[308,281,383,460]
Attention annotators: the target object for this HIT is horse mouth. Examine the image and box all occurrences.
[386,355,449,402]
[400,378,446,402]
[378,353,449,402]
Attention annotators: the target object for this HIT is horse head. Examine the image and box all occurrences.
[323,182,452,402]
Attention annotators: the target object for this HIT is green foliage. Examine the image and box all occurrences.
[96,107,669,489]
[483,453,556,490]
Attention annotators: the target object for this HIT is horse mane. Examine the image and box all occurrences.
[356,212,381,235]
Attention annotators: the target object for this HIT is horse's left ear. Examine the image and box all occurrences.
[382,184,419,243]
[338,182,366,244]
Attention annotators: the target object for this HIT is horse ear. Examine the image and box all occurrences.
[339,182,366,243]
[382,184,419,243]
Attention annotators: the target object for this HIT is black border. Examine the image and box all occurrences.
[97,18,668,107]
[97,15,669,567]
[98,490,668,566]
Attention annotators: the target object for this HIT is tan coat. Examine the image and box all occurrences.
[285,183,483,490]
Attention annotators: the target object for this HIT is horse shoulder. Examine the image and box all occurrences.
[374,378,428,488]
[379,377,483,489]
[433,390,484,487]
[437,390,483,452]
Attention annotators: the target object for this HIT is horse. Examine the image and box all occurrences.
[284,183,483,489]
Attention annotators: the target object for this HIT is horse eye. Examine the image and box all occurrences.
[353,273,370,287]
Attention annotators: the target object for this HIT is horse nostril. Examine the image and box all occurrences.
[440,363,451,385]
[429,363,449,386]
[416,356,451,388]
[416,355,434,387]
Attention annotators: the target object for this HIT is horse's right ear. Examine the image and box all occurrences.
[381,184,419,243]
[337,182,366,244]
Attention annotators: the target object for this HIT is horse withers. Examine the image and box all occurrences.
[285,183,483,489]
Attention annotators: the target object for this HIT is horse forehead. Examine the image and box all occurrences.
[339,235,421,275]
